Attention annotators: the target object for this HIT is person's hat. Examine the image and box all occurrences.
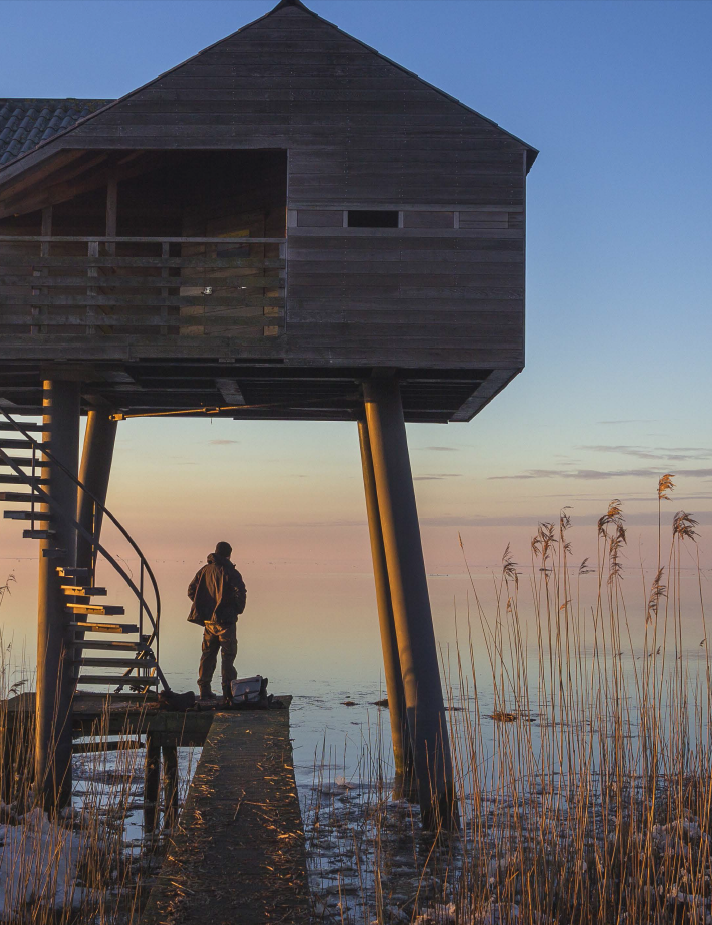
[215,541,232,558]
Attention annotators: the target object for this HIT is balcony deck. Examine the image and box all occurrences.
[0,235,286,339]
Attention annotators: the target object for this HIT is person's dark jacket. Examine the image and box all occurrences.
[187,553,247,626]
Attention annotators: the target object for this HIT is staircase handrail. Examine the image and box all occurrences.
[0,410,167,690]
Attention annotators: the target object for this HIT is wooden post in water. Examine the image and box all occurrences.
[144,733,161,833]
[162,745,179,829]
[363,377,457,828]
[76,404,117,574]
[358,419,415,797]
[35,380,80,810]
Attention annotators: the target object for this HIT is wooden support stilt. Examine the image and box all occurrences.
[35,380,80,810]
[358,419,415,797]
[363,377,457,828]
[76,405,117,574]
[144,733,161,834]
[162,745,179,830]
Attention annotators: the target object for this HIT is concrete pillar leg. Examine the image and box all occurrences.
[144,734,160,834]
[35,380,80,811]
[162,745,179,830]
[358,420,415,797]
[363,378,457,829]
[76,405,117,575]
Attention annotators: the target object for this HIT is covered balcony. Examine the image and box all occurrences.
[0,149,287,342]
[0,233,285,338]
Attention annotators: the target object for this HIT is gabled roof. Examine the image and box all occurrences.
[0,99,112,166]
[0,0,537,180]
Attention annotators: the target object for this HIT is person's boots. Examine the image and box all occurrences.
[198,686,217,704]
[221,683,234,708]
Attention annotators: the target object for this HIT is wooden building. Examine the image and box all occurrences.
[0,0,536,421]
[0,0,536,822]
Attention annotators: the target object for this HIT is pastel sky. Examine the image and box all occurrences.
[1,0,711,681]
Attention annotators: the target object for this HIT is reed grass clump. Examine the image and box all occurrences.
[0,579,170,925]
[0,682,159,925]
[307,480,712,925]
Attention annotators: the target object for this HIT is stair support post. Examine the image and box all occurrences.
[357,419,415,797]
[162,744,179,830]
[35,379,80,810]
[362,377,457,828]
[76,405,117,575]
[144,733,161,834]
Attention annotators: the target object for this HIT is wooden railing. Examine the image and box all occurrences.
[0,236,286,337]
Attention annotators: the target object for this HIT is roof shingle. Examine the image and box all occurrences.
[0,98,113,166]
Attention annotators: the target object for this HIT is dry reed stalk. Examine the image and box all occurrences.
[305,482,712,925]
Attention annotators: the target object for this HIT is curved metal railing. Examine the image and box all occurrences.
[0,408,168,692]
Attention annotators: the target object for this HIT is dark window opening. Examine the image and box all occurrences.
[347,210,399,228]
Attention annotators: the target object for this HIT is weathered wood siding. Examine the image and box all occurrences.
[0,3,528,372]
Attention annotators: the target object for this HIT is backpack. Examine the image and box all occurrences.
[158,689,196,711]
[231,675,267,704]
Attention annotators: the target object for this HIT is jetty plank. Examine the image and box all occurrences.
[141,699,311,925]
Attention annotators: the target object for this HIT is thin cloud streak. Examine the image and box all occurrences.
[414,473,463,481]
[596,420,658,425]
[423,512,712,528]
[536,491,712,502]
[579,445,712,462]
[490,467,712,481]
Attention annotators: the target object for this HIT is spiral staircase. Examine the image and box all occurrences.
[0,408,166,700]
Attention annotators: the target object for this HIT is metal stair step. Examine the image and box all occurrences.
[57,566,91,579]
[0,459,40,469]
[0,406,44,415]
[0,491,43,502]
[75,657,158,669]
[0,475,48,485]
[0,438,37,449]
[73,621,139,634]
[67,603,124,616]
[74,640,148,652]
[61,585,107,597]
[4,508,50,519]
[0,423,44,433]
[42,547,65,558]
[23,529,56,539]
[76,674,160,687]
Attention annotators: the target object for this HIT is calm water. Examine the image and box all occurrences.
[2,549,710,791]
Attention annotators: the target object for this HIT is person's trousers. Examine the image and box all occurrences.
[198,621,238,692]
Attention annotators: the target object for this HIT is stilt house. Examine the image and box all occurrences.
[0,0,536,421]
[0,0,536,821]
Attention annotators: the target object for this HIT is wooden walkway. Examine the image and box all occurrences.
[141,697,311,925]
[4,693,311,924]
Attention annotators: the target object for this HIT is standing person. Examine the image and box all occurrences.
[188,541,247,704]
